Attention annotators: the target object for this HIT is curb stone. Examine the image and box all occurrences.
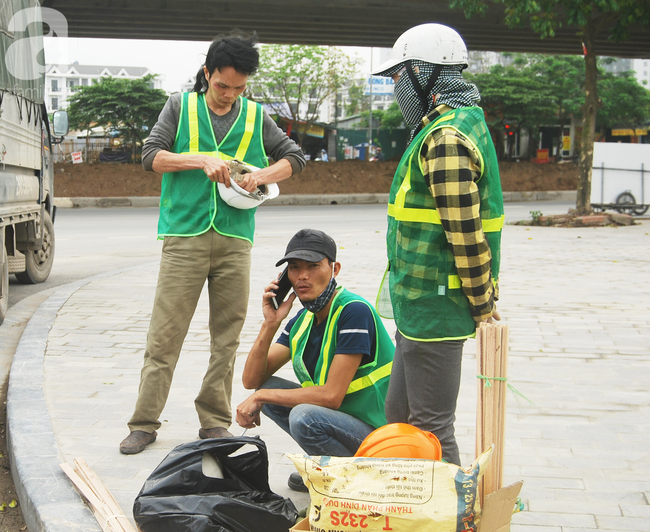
[6,265,161,532]
[53,191,578,209]
[7,278,103,532]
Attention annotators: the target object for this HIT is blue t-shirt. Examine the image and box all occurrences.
[277,302,377,380]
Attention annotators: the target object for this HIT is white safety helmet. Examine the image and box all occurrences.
[217,180,280,209]
[372,23,469,77]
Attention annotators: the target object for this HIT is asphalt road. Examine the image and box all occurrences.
[7,201,575,309]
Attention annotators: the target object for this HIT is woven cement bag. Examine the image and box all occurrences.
[288,447,492,532]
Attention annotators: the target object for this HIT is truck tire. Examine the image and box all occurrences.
[0,238,8,325]
[15,209,55,284]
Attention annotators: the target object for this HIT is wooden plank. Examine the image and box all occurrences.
[480,322,507,505]
[60,463,112,532]
[72,464,117,531]
[498,325,510,488]
[476,323,484,461]
[483,324,496,450]
[478,322,495,506]
[476,322,512,506]
[61,459,135,532]
[74,458,136,532]
[476,324,485,504]
[493,325,503,492]
[483,325,494,503]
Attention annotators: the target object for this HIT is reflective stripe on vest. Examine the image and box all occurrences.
[186,92,259,160]
[291,310,314,380]
[347,360,393,394]
[189,92,200,153]
[388,201,504,232]
[290,293,392,396]
[235,102,258,160]
[388,110,504,233]
[317,296,393,391]
[319,306,344,385]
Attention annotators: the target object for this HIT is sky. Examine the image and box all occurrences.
[43,37,381,94]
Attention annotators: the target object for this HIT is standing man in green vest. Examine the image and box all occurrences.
[120,31,305,455]
[373,24,504,466]
[235,229,394,491]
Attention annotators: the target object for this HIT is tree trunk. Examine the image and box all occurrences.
[494,129,505,161]
[296,130,306,152]
[576,24,601,215]
[528,128,539,160]
[556,115,564,162]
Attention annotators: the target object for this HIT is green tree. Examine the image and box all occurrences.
[251,45,358,146]
[358,102,404,130]
[345,82,369,116]
[468,62,557,159]
[525,54,585,156]
[357,108,383,129]
[381,101,405,131]
[597,70,650,130]
[67,75,167,162]
[449,0,650,213]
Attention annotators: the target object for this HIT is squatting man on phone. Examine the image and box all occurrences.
[235,229,395,492]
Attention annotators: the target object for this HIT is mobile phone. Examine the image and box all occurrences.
[272,267,293,310]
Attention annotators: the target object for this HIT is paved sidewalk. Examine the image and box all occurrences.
[7,211,650,532]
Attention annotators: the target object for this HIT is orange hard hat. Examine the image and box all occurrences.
[354,423,442,460]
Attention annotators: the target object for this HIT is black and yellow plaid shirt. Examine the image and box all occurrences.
[416,105,497,323]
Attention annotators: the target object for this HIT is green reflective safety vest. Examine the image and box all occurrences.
[157,92,268,243]
[378,107,504,342]
[289,287,395,429]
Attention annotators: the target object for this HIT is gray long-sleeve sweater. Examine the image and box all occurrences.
[142,92,306,175]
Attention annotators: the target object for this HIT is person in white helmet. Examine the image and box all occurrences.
[373,23,504,466]
[120,30,305,455]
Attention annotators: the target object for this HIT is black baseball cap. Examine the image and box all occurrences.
[275,229,337,267]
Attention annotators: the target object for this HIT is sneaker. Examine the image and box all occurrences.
[119,430,157,455]
[288,472,308,492]
[198,427,234,439]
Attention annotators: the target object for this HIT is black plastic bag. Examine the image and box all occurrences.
[133,436,299,532]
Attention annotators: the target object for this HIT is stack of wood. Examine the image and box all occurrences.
[61,458,136,532]
[475,321,510,507]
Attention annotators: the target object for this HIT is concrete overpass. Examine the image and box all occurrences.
[42,0,649,58]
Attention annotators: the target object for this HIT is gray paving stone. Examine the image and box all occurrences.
[519,477,587,490]
[511,526,562,532]
[620,505,650,518]
[511,510,597,528]
[586,480,650,492]
[528,499,622,516]
[521,466,607,481]
[564,529,636,532]
[595,516,650,531]
[7,215,650,531]
[557,489,647,504]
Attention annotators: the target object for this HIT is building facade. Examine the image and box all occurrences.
[45,63,162,111]
[601,57,650,87]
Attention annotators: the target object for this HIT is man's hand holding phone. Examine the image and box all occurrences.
[271,266,293,310]
[262,267,296,323]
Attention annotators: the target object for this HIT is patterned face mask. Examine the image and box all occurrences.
[394,71,428,129]
[302,278,337,314]
[393,61,481,140]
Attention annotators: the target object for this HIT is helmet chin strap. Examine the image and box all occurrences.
[405,60,443,112]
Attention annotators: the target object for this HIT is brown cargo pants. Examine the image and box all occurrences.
[127,228,251,433]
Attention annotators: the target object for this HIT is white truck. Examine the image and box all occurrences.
[0,0,68,324]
